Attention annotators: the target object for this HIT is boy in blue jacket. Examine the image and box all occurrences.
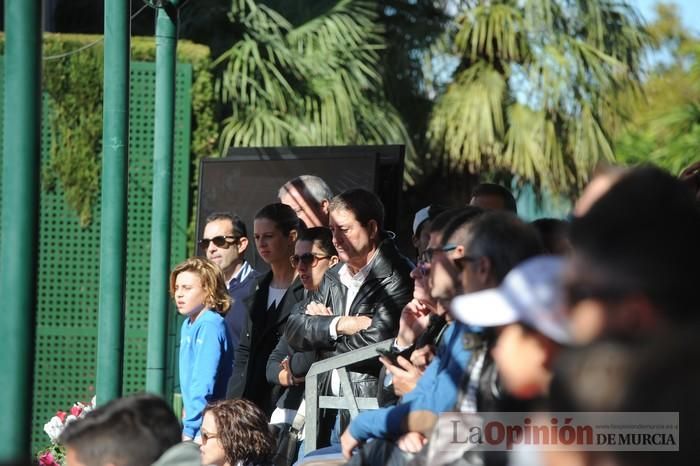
[171,257,234,441]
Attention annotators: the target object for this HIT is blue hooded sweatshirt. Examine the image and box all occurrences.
[179,309,233,439]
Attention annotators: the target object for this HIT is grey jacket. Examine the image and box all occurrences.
[151,442,200,466]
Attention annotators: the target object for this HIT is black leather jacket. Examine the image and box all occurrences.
[284,236,414,398]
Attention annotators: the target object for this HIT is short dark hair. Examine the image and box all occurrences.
[59,394,180,466]
[531,218,570,255]
[471,183,517,213]
[459,211,544,283]
[429,208,464,236]
[329,188,385,230]
[205,211,248,238]
[297,226,337,257]
[254,203,303,236]
[437,206,485,244]
[570,165,700,322]
[203,399,275,465]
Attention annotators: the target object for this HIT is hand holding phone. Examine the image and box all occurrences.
[376,348,400,366]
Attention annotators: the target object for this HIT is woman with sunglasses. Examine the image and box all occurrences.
[291,227,340,292]
[226,203,305,417]
[199,399,275,466]
[265,227,339,464]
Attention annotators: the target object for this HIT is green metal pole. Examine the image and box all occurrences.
[96,0,130,405]
[0,0,42,460]
[146,2,179,395]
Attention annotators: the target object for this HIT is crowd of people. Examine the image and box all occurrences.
[52,162,700,466]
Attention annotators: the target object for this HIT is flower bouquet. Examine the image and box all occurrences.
[37,397,96,466]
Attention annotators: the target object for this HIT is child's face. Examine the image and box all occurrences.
[174,271,208,319]
[491,323,557,399]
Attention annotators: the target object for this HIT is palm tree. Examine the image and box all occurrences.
[214,0,412,162]
[427,0,649,194]
[614,3,700,175]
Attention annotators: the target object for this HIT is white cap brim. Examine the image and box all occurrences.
[451,289,519,328]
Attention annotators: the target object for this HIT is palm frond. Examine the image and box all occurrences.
[428,0,647,193]
[454,3,525,62]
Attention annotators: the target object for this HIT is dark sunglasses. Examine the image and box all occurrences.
[198,235,239,250]
[290,253,331,268]
[200,431,219,444]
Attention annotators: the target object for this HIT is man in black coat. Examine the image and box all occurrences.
[285,189,414,408]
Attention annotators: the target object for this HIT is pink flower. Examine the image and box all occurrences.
[38,452,60,466]
[70,404,83,417]
[55,411,67,423]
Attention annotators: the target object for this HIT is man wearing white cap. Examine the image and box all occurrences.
[415,256,571,466]
[451,255,571,400]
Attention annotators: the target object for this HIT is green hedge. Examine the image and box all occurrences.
[0,33,217,226]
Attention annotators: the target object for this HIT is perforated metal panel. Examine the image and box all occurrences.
[0,59,193,451]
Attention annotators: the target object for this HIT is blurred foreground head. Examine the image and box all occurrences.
[59,394,180,466]
[548,329,700,466]
[565,165,700,343]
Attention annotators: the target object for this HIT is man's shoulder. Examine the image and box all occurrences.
[151,442,200,466]
[375,238,414,277]
[318,265,343,289]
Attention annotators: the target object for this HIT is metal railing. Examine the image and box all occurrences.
[303,338,393,453]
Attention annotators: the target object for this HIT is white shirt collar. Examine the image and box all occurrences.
[338,248,378,289]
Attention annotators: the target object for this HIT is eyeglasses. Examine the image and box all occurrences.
[290,253,331,268]
[200,431,219,444]
[198,235,239,250]
[419,244,459,263]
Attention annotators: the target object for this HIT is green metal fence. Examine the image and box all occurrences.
[0,58,193,451]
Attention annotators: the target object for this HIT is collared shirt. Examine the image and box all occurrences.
[329,249,379,395]
[224,261,259,353]
[329,249,379,339]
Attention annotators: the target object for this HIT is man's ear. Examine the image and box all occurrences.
[320,199,330,214]
[368,219,379,240]
[329,255,340,267]
[474,256,493,287]
[237,236,249,253]
[289,229,298,243]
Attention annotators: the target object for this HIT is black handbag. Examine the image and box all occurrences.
[272,400,306,466]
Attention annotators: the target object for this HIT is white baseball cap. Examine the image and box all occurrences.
[451,256,571,344]
[412,206,431,235]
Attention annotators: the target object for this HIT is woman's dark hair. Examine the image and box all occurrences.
[254,202,302,236]
[297,226,337,257]
[203,399,275,465]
